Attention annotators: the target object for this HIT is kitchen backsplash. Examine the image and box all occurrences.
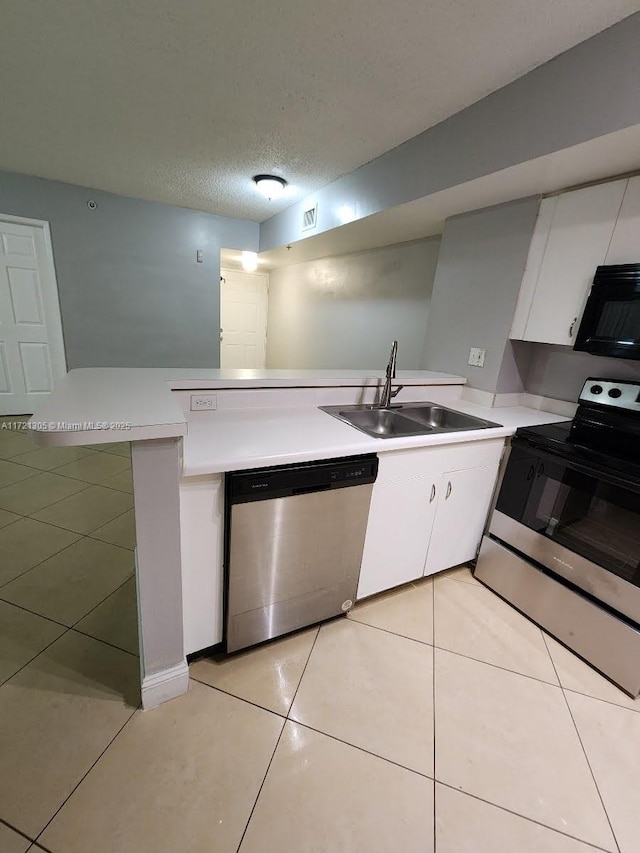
[525,343,640,402]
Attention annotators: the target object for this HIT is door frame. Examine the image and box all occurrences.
[0,213,67,387]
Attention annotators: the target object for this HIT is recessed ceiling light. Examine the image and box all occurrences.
[253,174,287,199]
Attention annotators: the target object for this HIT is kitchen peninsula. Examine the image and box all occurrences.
[28,368,567,709]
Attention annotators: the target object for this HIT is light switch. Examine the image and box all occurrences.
[468,347,486,367]
[196,250,204,263]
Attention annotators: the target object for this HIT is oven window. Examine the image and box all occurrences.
[524,464,640,586]
[595,299,640,342]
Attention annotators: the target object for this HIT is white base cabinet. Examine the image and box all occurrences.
[357,476,439,599]
[423,464,500,577]
[357,439,503,600]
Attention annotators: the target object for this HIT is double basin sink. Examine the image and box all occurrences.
[320,402,500,439]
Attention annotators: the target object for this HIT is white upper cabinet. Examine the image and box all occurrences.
[510,180,627,346]
[605,177,640,265]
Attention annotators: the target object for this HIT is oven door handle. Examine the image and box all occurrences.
[512,439,640,494]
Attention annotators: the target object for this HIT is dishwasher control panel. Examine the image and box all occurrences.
[228,454,378,503]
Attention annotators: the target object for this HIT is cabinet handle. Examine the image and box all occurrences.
[445,480,452,500]
[569,317,577,338]
[430,484,436,503]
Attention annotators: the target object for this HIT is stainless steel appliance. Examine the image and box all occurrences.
[476,378,640,695]
[225,455,378,653]
[574,263,640,359]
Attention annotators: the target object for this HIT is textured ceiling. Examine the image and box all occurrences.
[2,1,640,222]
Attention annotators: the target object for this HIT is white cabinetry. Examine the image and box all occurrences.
[357,439,503,600]
[423,464,500,577]
[180,473,225,655]
[605,177,640,265]
[510,180,626,346]
[357,476,438,598]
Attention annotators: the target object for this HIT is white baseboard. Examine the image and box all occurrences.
[141,660,189,710]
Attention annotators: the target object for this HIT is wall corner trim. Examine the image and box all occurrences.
[141,660,189,710]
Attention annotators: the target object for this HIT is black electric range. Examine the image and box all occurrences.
[476,378,640,696]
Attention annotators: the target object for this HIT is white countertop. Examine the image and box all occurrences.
[28,368,466,446]
[182,401,569,475]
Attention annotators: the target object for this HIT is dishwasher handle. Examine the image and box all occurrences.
[292,483,331,496]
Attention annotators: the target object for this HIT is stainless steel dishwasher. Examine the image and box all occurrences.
[224,454,378,653]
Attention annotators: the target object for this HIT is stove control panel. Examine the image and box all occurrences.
[579,378,640,412]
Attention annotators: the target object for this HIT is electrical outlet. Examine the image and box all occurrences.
[468,347,486,367]
[190,394,217,411]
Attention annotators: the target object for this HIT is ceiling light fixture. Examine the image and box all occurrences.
[241,251,258,272]
[253,174,287,199]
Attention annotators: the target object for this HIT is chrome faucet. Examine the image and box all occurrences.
[379,340,403,408]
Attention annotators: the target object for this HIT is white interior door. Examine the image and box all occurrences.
[219,269,268,369]
[0,217,66,415]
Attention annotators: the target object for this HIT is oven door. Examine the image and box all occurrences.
[492,440,640,622]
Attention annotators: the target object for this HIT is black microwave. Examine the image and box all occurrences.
[574,263,640,359]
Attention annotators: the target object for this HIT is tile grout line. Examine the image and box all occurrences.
[0,816,35,847]
[0,623,72,689]
[233,720,287,853]
[541,633,621,853]
[188,676,287,721]
[33,703,140,848]
[286,626,321,721]
[349,615,564,691]
[351,607,638,715]
[0,466,133,525]
[0,529,134,595]
[435,779,612,853]
[235,626,321,852]
[289,718,435,781]
[0,572,137,654]
[0,606,139,693]
[0,506,136,595]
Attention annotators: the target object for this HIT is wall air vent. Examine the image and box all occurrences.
[302,204,318,232]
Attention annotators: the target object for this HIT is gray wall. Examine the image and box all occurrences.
[266,238,440,369]
[0,171,258,368]
[525,344,640,402]
[421,198,540,393]
[261,13,640,251]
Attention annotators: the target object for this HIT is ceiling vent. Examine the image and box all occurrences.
[302,204,317,232]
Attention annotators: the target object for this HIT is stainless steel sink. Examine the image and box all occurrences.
[320,402,500,439]
[336,408,433,438]
[399,405,496,431]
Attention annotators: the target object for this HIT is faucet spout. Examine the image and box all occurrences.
[379,340,403,408]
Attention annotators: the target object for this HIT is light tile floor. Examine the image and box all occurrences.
[0,418,638,852]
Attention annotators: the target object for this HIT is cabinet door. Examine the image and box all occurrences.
[357,476,439,599]
[605,177,640,265]
[522,180,626,346]
[423,465,499,577]
[510,197,557,340]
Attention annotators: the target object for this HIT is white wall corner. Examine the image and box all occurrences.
[492,392,526,408]
[141,660,189,710]
[461,386,496,407]
[522,393,577,418]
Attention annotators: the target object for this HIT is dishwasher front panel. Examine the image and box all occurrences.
[226,483,373,652]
